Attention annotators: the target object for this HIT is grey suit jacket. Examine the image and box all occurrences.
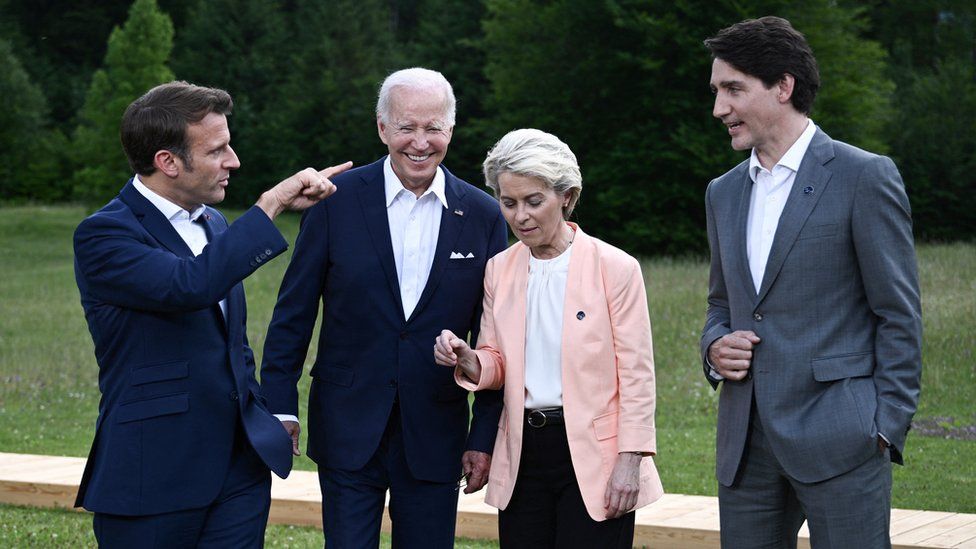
[701,128,922,487]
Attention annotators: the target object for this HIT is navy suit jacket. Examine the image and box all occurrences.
[73,180,293,515]
[261,158,508,482]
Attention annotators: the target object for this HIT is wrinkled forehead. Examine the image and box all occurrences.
[388,86,451,124]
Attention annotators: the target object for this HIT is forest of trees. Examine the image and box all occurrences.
[1,0,973,255]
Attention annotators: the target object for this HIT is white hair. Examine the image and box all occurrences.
[483,128,582,219]
[376,67,456,126]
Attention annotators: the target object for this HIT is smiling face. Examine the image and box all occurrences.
[168,112,240,210]
[710,58,789,159]
[497,172,572,259]
[377,86,453,194]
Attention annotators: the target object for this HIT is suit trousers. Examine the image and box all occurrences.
[498,418,635,549]
[92,421,272,548]
[318,401,459,549]
[719,406,892,549]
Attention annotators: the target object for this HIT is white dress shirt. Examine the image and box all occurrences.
[523,243,573,409]
[384,156,447,319]
[746,119,817,292]
[132,175,226,318]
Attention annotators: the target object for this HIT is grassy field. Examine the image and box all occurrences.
[0,205,973,545]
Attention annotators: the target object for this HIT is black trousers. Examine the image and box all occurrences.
[498,418,635,549]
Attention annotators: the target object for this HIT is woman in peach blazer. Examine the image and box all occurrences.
[435,129,663,548]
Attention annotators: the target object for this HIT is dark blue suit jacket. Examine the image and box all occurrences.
[261,158,507,482]
[73,180,293,516]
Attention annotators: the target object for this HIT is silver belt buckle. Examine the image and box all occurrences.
[527,409,547,428]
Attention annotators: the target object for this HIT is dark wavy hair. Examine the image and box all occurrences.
[120,81,233,175]
[704,16,820,114]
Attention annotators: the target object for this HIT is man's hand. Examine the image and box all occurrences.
[461,450,491,494]
[708,330,761,381]
[434,329,481,382]
[604,452,642,518]
[280,420,301,456]
[256,161,353,219]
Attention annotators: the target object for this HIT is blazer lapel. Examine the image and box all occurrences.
[732,169,757,300]
[200,210,231,333]
[408,170,469,323]
[119,180,194,258]
[755,131,835,304]
[357,165,404,319]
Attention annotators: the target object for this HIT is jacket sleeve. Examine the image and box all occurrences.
[851,156,922,464]
[608,253,657,455]
[74,206,286,313]
[260,203,331,417]
[463,212,508,453]
[701,179,732,389]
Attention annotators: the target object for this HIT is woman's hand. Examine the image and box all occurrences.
[604,452,642,518]
[434,329,482,382]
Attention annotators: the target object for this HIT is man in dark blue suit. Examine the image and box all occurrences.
[260,68,508,548]
[73,81,350,547]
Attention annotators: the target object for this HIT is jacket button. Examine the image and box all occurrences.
[229,390,239,401]
[399,332,408,340]
[265,249,273,255]
[753,313,764,322]
[389,379,397,387]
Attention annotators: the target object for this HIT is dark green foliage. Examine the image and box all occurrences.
[0,39,67,202]
[171,0,294,205]
[0,0,971,247]
[70,0,175,206]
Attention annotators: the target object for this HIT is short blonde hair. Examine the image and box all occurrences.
[483,129,582,220]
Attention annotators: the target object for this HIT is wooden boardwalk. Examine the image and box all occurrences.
[1,452,975,548]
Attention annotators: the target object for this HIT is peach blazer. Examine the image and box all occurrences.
[455,224,664,521]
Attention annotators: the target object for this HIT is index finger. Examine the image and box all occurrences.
[319,161,353,179]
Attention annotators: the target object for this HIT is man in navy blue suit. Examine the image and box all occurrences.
[73,81,350,548]
[260,67,508,548]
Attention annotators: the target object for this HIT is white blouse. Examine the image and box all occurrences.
[523,243,573,409]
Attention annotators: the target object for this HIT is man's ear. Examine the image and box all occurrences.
[777,73,796,105]
[153,150,181,178]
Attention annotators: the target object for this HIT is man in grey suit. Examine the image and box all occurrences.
[701,17,922,548]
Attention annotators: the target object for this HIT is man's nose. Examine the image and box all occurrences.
[226,145,241,169]
[713,95,730,119]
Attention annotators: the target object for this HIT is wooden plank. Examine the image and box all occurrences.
[3,452,976,548]
[894,514,976,545]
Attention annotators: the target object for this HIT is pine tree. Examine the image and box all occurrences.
[0,38,67,201]
[71,0,174,205]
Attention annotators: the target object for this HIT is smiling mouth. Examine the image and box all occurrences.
[726,121,743,131]
[407,153,431,162]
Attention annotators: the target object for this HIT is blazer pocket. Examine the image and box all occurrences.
[130,360,188,386]
[116,392,189,423]
[319,365,354,387]
[593,410,619,441]
[811,351,874,382]
[797,223,838,241]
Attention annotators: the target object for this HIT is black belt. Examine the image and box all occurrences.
[525,407,564,428]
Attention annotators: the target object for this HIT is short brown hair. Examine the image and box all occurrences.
[120,81,233,175]
[704,16,820,114]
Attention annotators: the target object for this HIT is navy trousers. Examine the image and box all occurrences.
[318,402,459,549]
[93,423,272,548]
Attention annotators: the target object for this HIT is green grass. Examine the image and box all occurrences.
[0,205,973,544]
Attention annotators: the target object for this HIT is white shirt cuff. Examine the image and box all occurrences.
[275,414,299,423]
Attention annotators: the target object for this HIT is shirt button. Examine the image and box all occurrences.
[753,313,764,322]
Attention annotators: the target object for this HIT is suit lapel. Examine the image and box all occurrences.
[357,164,405,319]
[200,210,232,333]
[755,131,835,304]
[120,181,194,258]
[732,169,756,300]
[409,170,469,323]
